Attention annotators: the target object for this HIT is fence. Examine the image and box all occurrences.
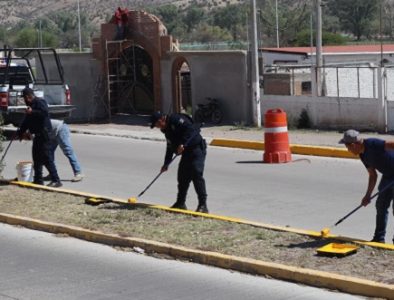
[263,64,381,99]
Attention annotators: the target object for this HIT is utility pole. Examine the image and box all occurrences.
[275,0,279,48]
[39,20,42,47]
[250,0,262,127]
[77,0,82,52]
[315,0,323,96]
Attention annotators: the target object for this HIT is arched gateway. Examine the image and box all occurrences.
[92,9,180,118]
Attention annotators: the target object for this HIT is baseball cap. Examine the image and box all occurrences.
[338,129,361,144]
[22,87,35,97]
[150,111,163,128]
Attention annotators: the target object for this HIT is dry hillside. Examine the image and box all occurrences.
[0,0,243,27]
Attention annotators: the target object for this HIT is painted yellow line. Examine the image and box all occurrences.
[210,139,358,159]
[0,212,392,299]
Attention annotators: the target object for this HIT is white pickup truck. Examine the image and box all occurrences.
[0,47,74,126]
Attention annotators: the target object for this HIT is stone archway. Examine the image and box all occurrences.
[114,45,154,114]
[92,9,179,117]
[172,56,191,113]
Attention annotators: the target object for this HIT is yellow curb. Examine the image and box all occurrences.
[290,144,358,159]
[210,139,265,150]
[0,212,392,299]
[11,181,129,204]
[210,139,358,159]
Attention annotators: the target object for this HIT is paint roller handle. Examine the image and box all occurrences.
[334,180,394,226]
[138,146,188,197]
[138,123,203,198]
[137,170,164,197]
[334,204,363,226]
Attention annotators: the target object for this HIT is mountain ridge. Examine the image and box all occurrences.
[0,0,242,27]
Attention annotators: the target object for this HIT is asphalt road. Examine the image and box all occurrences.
[0,223,365,300]
[2,133,393,242]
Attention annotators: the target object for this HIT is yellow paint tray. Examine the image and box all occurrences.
[316,243,359,257]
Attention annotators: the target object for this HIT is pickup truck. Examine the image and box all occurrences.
[0,47,74,126]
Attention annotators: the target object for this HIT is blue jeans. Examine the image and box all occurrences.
[52,124,82,175]
[373,178,394,242]
[34,135,60,184]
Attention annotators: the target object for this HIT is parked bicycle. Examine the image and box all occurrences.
[193,97,223,124]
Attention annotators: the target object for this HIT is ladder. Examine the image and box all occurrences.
[105,39,133,121]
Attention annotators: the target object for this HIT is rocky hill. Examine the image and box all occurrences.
[0,0,242,27]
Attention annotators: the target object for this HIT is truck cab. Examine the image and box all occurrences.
[0,47,74,126]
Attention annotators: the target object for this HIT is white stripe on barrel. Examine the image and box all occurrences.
[264,126,288,133]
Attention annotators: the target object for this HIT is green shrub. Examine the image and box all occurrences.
[297,109,311,129]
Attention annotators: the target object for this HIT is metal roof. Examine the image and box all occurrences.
[261,44,394,55]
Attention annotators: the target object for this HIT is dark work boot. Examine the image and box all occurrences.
[47,181,63,188]
[196,203,209,213]
[170,202,187,210]
[370,237,385,243]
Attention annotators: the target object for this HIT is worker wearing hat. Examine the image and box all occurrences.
[340,129,394,244]
[17,87,62,187]
[150,111,208,213]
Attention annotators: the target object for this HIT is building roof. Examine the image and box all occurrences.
[261,44,394,55]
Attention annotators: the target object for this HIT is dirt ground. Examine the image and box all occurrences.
[0,184,394,287]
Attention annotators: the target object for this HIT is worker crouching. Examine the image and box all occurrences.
[150,112,209,213]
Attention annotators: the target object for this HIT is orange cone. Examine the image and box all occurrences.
[263,108,292,163]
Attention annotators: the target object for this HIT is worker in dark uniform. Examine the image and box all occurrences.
[17,88,62,187]
[150,112,208,213]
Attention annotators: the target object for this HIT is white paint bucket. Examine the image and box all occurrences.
[16,161,33,182]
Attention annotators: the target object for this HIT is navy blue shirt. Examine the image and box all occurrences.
[360,138,394,178]
[162,113,202,166]
[19,97,52,136]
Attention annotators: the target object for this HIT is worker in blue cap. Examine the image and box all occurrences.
[340,129,394,244]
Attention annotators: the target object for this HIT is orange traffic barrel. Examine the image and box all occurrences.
[263,108,291,163]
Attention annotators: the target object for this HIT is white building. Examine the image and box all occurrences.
[258,45,394,131]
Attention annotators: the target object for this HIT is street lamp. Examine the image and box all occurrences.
[77,0,82,52]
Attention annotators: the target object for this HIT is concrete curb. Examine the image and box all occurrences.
[0,211,393,299]
[2,181,394,299]
[210,138,358,159]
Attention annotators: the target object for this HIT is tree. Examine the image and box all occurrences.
[15,28,38,47]
[212,4,248,41]
[183,5,205,33]
[149,5,181,34]
[40,31,59,48]
[257,0,311,47]
[382,0,394,39]
[187,24,232,43]
[294,29,347,46]
[326,0,379,40]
